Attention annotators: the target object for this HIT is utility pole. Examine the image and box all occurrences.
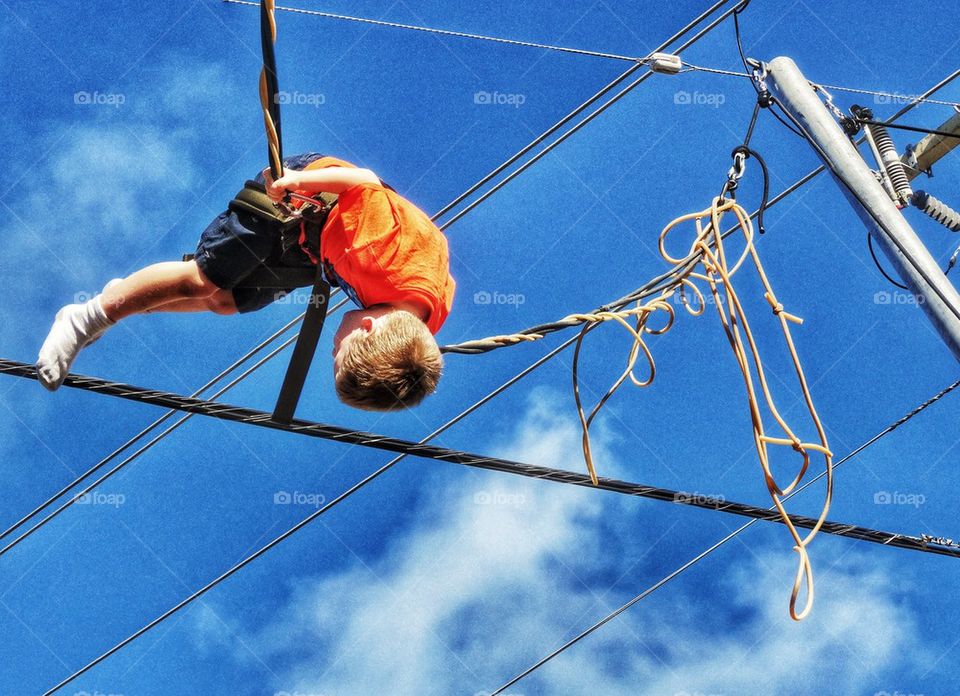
[766,56,960,362]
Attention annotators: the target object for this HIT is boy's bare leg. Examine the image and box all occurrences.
[100,260,231,321]
[37,260,234,391]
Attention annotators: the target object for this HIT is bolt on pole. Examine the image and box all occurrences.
[767,56,960,362]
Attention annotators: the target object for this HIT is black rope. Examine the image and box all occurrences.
[867,231,909,290]
[857,118,960,141]
[0,359,956,562]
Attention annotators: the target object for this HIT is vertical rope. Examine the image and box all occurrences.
[260,0,284,179]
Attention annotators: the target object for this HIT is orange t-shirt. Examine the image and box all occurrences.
[298,156,456,334]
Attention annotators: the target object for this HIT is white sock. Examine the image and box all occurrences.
[36,296,115,391]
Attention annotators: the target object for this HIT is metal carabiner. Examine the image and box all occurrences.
[723,149,748,196]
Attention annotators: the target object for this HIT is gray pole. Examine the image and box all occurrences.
[766,56,960,362]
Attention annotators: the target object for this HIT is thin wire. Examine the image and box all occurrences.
[21,350,960,694]
[432,0,741,223]
[681,63,960,110]
[0,299,355,558]
[819,83,960,109]
[490,376,960,695]
[5,0,743,560]
[222,0,960,114]
[0,358,955,559]
[487,68,960,695]
[867,231,909,290]
[768,93,960,326]
[222,0,643,62]
[37,329,592,696]
[720,68,960,236]
[28,11,960,694]
[857,118,960,140]
[438,1,750,232]
[0,311,305,543]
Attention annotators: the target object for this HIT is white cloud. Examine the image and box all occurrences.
[203,390,926,696]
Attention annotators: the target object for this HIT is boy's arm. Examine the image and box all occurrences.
[263,166,379,201]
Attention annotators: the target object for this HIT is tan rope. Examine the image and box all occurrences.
[659,197,832,619]
[470,196,832,618]
[260,0,284,180]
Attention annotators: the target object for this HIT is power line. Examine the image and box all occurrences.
[432,0,741,224]
[13,350,957,695]
[221,0,643,62]
[220,0,960,113]
[17,6,957,692]
[0,311,305,545]
[489,376,960,695]
[0,358,956,561]
[6,0,740,541]
[721,68,960,237]
[2,0,743,560]
[438,2,749,232]
[36,326,592,695]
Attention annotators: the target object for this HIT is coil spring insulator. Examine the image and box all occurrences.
[913,190,960,232]
[869,122,913,204]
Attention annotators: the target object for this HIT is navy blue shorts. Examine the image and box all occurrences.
[194,152,325,314]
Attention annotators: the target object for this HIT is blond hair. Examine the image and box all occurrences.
[335,310,443,411]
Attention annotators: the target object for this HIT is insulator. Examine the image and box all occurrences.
[869,121,913,204]
[913,190,960,232]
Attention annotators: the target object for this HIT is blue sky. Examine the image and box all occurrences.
[1,0,959,694]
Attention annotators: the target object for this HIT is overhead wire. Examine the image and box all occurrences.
[222,0,644,62]
[3,0,746,560]
[11,2,960,691]
[0,358,954,561]
[0,298,350,558]
[2,350,953,694]
[0,311,306,545]
[489,376,960,696]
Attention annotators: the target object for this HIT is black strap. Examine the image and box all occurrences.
[272,262,331,423]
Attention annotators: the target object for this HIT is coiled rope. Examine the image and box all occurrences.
[445,196,834,619]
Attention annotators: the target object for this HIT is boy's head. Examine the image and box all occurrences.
[332,305,442,411]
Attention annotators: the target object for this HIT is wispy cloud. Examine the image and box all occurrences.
[194,390,927,696]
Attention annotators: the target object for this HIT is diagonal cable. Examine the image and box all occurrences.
[489,376,960,695]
